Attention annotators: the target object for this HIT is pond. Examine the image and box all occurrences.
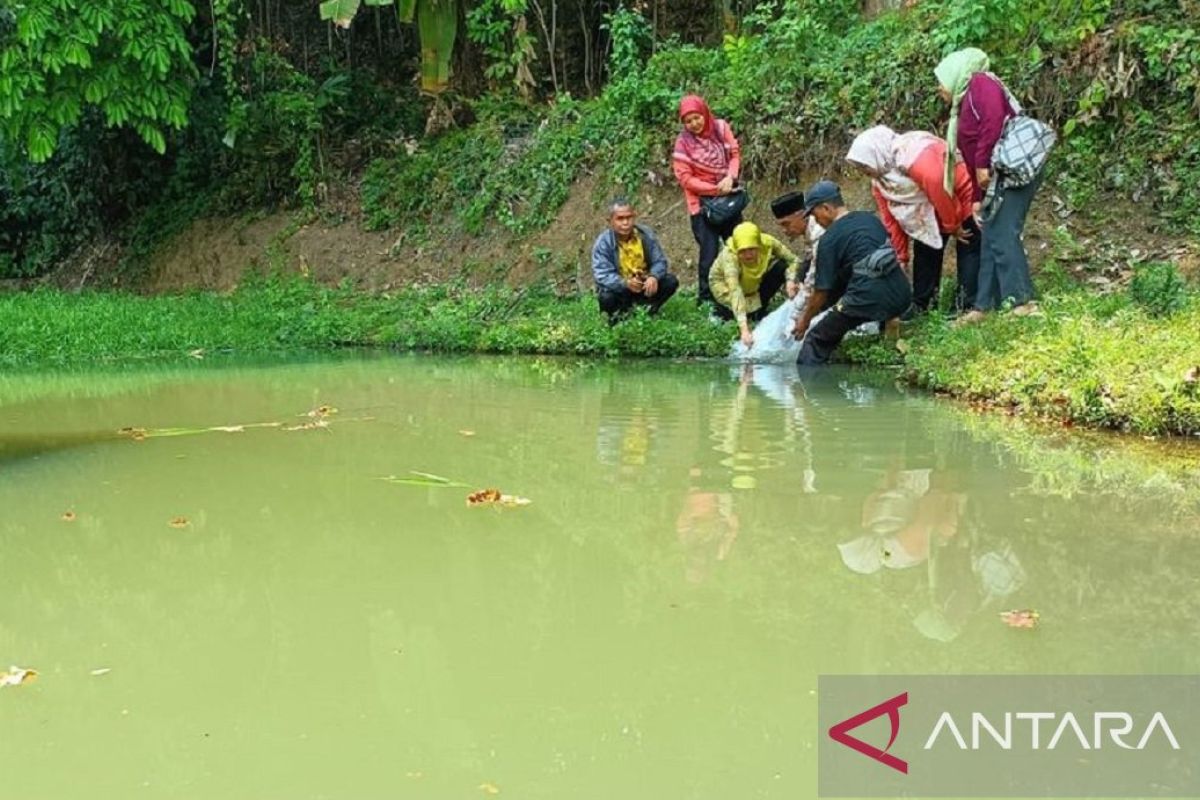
[1,354,1197,799]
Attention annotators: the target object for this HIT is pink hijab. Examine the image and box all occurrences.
[673,95,730,175]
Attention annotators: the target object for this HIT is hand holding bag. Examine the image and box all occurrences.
[701,185,750,227]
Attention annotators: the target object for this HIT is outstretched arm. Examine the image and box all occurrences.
[792,289,829,339]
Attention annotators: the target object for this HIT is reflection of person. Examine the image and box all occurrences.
[676,467,740,584]
[837,466,1026,642]
[791,181,913,365]
[672,94,742,311]
[846,125,980,313]
[591,197,679,323]
[838,469,963,572]
[710,222,803,346]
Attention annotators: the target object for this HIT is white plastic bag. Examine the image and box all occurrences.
[728,294,805,364]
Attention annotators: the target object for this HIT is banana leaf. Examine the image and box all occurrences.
[319,0,361,28]
[417,0,457,93]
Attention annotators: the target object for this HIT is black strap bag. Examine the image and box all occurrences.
[700,186,749,227]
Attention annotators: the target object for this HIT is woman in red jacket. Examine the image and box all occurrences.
[672,95,742,316]
[847,125,981,313]
[936,48,1041,322]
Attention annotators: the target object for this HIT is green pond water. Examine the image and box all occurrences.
[1,354,1197,799]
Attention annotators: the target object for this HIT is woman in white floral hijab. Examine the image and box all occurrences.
[846,125,981,313]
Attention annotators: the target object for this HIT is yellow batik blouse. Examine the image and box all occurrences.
[711,233,801,322]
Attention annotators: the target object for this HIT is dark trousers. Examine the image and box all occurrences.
[690,212,741,307]
[711,259,788,322]
[911,216,982,312]
[596,273,679,323]
[797,307,870,366]
[975,175,1041,310]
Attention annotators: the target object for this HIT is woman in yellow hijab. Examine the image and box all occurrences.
[710,221,803,347]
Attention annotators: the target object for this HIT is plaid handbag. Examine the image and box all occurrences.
[992,115,1056,187]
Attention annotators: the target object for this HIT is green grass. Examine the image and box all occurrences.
[4,273,1200,437]
[0,278,733,368]
[841,289,1200,437]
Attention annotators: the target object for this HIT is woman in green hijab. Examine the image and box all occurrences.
[935,48,1042,322]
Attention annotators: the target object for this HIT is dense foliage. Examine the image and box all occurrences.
[1,0,1198,281]
[358,0,1200,242]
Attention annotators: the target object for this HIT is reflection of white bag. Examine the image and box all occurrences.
[728,294,805,364]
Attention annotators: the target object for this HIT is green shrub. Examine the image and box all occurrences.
[1130,261,1189,317]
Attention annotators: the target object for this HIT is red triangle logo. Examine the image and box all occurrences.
[828,691,909,774]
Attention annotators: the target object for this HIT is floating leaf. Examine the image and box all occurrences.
[284,419,330,432]
[479,783,501,795]
[306,405,339,419]
[210,425,245,433]
[119,426,148,441]
[90,668,112,676]
[168,516,190,529]
[61,511,77,522]
[0,666,38,688]
[381,471,468,488]
[467,488,531,507]
[467,488,502,506]
[458,430,476,437]
[999,609,1040,629]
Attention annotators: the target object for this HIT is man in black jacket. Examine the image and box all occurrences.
[790,181,912,365]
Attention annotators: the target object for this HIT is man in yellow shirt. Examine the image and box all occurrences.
[710,221,803,347]
[591,197,679,324]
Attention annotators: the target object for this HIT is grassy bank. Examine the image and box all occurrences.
[0,279,732,367]
[843,276,1200,436]
[4,270,1199,436]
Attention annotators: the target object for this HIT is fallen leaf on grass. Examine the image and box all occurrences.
[479,783,501,795]
[1185,366,1199,384]
[999,609,1040,629]
[168,516,191,529]
[467,488,531,508]
[61,511,77,522]
[0,666,38,687]
[188,348,206,360]
[895,338,910,355]
[380,471,468,488]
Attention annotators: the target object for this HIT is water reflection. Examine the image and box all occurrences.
[2,355,1199,800]
[840,464,1027,642]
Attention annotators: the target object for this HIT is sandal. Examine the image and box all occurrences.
[951,309,987,328]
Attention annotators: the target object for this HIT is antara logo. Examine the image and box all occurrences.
[828,692,909,774]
